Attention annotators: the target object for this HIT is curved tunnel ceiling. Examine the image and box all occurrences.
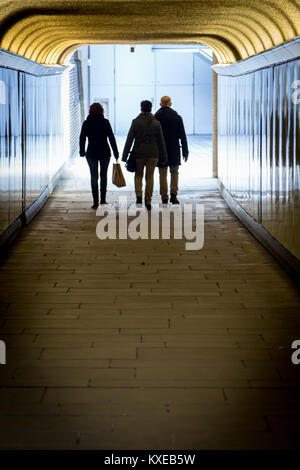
[0,0,299,65]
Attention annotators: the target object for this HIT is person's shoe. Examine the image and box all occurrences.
[100,190,107,205]
[136,196,142,205]
[162,199,168,204]
[92,190,99,208]
[145,204,152,211]
[170,194,179,204]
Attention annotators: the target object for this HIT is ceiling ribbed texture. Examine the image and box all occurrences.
[0,0,299,65]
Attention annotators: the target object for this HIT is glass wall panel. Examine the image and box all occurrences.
[0,65,71,238]
[218,58,300,259]
[0,68,23,234]
[24,73,65,209]
[261,61,300,257]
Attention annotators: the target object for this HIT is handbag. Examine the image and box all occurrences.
[112,163,126,187]
[125,118,153,173]
[126,151,137,173]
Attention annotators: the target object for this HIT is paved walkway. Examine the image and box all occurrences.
[0,182,299,449]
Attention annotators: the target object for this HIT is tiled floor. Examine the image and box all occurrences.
[0,177,299,449]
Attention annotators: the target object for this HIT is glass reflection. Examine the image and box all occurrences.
[0,67,66,235]
[218,59,300,259]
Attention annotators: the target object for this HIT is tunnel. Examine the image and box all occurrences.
[0,0,300,452]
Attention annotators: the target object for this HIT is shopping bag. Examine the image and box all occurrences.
[112,163,126,187]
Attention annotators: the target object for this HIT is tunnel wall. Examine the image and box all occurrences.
[0,55,82,244]
[218,56,300,264]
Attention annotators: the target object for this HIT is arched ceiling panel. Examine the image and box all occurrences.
[0,0,299,65]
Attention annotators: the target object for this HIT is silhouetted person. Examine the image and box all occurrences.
[155,96,189,204]
[122,100,167,211]
[80,102,119,208]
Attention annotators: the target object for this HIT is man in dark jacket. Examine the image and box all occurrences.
[155,96,189,204]
[122,100,167,210]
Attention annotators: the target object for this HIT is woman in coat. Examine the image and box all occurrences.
[122,100,167,211]
[80,103,119,208]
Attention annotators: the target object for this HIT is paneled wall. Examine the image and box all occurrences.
[194,53,212,134]
[89,45,212,135]
[69,54,82,157]
[0,59,81,238]
[23,73,65,209]
[218,59,300,259]
[0,68,23,234]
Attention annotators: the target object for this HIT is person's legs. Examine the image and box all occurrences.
[135,158,146,201]
[170,166,179,204]
[159,166,168,202]
[99,157,110,203]
[170,166,179,195]
[145,158,159,205]
[86,157,99,207]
